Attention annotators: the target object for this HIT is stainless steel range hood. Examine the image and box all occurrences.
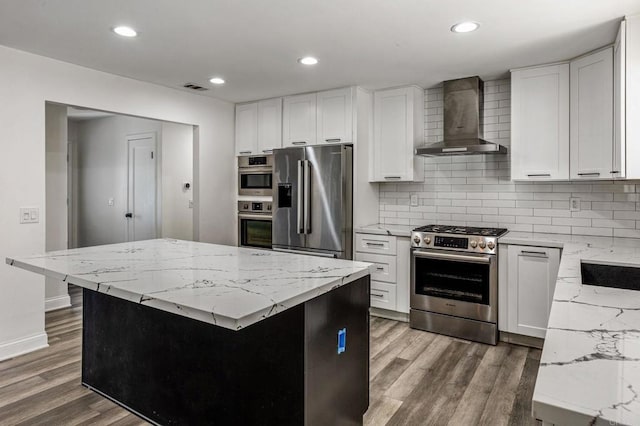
[416,76,507,156]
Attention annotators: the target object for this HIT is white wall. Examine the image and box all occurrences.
[44,103,72,312]
[0,45,234,361]
[75,115,162,246]
[161,122,194,240]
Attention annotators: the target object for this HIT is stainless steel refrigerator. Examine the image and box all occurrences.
[272,144,353,259]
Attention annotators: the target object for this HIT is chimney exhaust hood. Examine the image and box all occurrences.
[415,76,507,156]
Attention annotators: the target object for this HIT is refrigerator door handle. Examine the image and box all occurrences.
[297,160,304,234]
[304,159,311,234]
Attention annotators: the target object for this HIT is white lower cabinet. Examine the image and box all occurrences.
[355,233,409,316]
[499,244,561,339]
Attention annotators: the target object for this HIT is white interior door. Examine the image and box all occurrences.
[127,134,157,241]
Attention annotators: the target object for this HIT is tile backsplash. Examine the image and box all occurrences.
[379,79,640,238]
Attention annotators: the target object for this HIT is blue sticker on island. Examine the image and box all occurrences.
[337,328,346,354]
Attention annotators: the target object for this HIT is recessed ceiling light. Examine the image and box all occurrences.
[298,57,319,65]
[112,26,138,37]
[209,77,225,85]
[451,21,480,33]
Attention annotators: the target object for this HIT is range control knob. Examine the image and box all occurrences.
[413,236,421,244]
[487,241,495,250]
[267,204,272,211]
[423,237,431,245]
[470,240,478,248]
[479,241,487,249]
[243,203,249,210]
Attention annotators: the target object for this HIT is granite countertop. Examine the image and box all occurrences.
[500,232,640,425]
[6,239,373,331]
[354,223,414,237]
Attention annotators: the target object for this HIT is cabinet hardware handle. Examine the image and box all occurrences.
[366,242,385,247]
[371,293,384,298]
[325,138,341,142]
[384,176,402,180]
[527,173,551,177]
[239,150,252,154]
[611,171,620,174]
[262,149,273,153]
[520,250,548,257]
[578,172,600,176]
[292,141,307,145]
[376,266,385,271]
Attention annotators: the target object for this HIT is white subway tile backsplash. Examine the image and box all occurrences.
[377,78,640,238]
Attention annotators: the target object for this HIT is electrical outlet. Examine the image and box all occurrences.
[108,198,115,207]
[570,197,580,212]
[410,194,419,207]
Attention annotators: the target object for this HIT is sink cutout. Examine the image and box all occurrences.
[581,262,640,291]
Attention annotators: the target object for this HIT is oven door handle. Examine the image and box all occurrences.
[412,250,492,264]
[238,213,273,220]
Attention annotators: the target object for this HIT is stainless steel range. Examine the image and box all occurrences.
[410,225,508,345]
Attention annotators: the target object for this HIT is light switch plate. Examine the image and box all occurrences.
[20,207,39,224]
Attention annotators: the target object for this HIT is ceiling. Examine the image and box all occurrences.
[1,0,638,103]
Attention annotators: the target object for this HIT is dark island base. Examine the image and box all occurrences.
[82,275,370,425]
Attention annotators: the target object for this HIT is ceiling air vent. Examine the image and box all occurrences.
[183,83,209,92]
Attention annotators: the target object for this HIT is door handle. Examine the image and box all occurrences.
[325,138,341,143]
[125,213,133,218]
[304,160,311,234]
[291,141,307,145]
[527,173,551,177]
[577,172,600,176]
[520,250,548,258]
[297,160,304,234]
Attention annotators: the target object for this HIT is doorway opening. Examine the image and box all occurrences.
[45,102,195,309]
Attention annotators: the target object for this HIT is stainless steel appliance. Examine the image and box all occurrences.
[272,144,353,259]
[415,76,508,156]
[238,155,273,196]
[238,201,272,249]
[410,225,508,345]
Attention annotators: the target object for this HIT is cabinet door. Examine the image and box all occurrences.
[511,64,569,180]
[372,87,413,182]
[614,22,626,179]
[570,48,614,180]
[257,98,282,154]
[316,88,353,144]
[235,103,258,156]
[282,93,316,147]
[506,245,560,339]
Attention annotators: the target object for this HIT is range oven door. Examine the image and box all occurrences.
[238,168,273,196]
[238,214,272,249]
[410,249,497,322]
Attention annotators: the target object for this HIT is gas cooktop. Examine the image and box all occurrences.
[412,225,509,238]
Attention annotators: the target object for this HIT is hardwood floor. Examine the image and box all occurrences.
[0,286,541,425]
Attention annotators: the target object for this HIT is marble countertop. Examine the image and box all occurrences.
[354,223,414,237]
[6,239,373,331]
[504,233,640,425]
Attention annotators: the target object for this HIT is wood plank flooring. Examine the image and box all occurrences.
[0,286,541,425]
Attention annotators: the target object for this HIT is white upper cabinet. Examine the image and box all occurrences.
[570,47,614,180]
[283,93,317,147]
[371,86,424,182]
[235,103,258,156]
[316,88,353,144]
[257,98,282,154]
[614,21,626,178]
[510,64,570,181]
[622,15,640,179]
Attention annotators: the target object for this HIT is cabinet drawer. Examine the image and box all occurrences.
[354,252,396,283]
[370,281,397,311]
[355,234,396,255]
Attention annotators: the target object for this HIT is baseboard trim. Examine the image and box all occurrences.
[370,307,409,323]
[45,294,72,312]
[0,333,49,362]
[500,331,545,349]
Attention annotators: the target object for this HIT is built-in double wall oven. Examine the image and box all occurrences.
[238,155,273,196]
[238,201,272,249]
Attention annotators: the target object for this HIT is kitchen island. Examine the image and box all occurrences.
[6,239,373,425]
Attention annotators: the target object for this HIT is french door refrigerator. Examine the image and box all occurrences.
[272,144,353,259]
